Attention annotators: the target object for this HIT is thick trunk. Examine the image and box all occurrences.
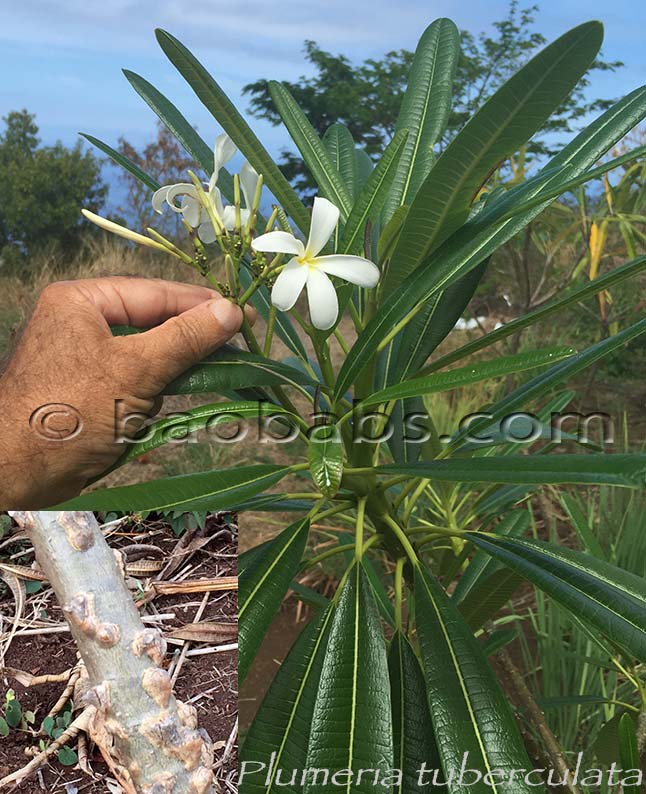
[9,511,215,794]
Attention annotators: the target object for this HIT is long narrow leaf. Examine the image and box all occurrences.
[122,69,235,202]
[241,608,333,794]
[57,464,290,511]
[363,345,574,406]
[80,133,160,191]
[425,255,646,374]
[155,29,309,233]
[386,22,603,291]
[269,81,353,219]
[415,564,538,793]
[446,317,646,450]
[468,533,646,660]
[239,518,310,683]
[340,130,408,254]
[113,401,292,467]
[335,85,646,399]
[382,454,646,487]
[304,565,393,794]
[382,18,459,221]
[163,344,316,395]
[389,632,441,794]
[324,124,358,200]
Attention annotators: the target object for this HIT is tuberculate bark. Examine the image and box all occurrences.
[9,511,215,794]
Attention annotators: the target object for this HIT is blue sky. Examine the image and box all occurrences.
[2,0,646,206]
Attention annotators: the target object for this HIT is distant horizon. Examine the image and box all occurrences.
[2,0,646,211]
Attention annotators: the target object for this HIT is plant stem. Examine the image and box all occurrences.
[394,557,406,632]
[495,649,583,794]
[382,514,419,566]
[355,497,367,559]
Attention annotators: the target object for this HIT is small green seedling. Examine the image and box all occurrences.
[0,689,35,734]
[40,708,78,766]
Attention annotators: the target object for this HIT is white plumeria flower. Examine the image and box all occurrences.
[252,197,380,330]
[152,133,260,243]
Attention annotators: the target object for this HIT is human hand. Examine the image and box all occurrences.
[0,277,247,507]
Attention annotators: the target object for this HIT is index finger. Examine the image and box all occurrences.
[61,277,221,328]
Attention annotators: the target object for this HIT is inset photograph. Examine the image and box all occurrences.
[0,511,237,793]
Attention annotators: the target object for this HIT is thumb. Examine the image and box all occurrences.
[133,297,243,391]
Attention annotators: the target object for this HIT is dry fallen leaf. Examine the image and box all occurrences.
[167,621,238,643]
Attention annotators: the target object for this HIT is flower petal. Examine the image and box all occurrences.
[252,231,305,257]
[152,185,171,214]
[181,195,202,227]
[214,132,237,176]
[305,197,339,258]
[315,255,380,288]
[198,220,217,244]
[306,268,339,330]
[166,183,199,212]
[240,160,260,209]
[221,205,237,231]
[271,259,308,311]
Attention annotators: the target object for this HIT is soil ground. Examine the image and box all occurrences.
[0,513,237,793]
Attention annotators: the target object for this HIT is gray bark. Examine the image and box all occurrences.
[9,511,215,794]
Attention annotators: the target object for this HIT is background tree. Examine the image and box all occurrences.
[0,110,106,267]
[243,1,623,196]
[115,122,197,238]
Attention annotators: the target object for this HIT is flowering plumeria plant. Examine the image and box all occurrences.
[72,16,646,793]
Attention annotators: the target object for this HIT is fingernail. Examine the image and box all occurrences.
[211,299,242,333]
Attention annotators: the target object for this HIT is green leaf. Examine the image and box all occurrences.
[340,130,409,255]
[4,699,21,729]
[155,29,309,233]
[308,424,344,498]
[163,344,316,395]
[495,144,646,225]
[453,509,529,603]
[382,18,460,222]
[387,260,488,387]
[481,628,519,657]
[305,565,393,794]
[356,148,374,188]
[447,318,646,450]
[363,345,574,406]
[114,401,293,468]
[425,255,646,374]
[80,133,160,191]
[560,493,606,560]
[386,22,603,291]
[618,714,641,791]
[122,69,234,202]
[241,608,333,794]
[468,533,646,660]
[414,564,537,793]
[382,453,646,487]
[324,124,358,200]
[269,81,353,219]
[335,84,646,400]
[239,518,310,683]
[42,716,55,737]
[457,567,524,631]
[378,205,408,265]
[57,746,78,766]
[388,632,440,794]
[0,717,9,737]
[57,464,290,511]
